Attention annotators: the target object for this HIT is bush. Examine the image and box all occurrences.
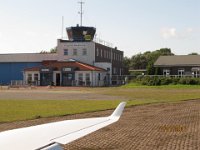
[179,78,187,84]
[178,78,200,85]
[160,78,173,85]
[132,76,200,86]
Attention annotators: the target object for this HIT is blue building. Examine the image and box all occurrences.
[0,53,57,85]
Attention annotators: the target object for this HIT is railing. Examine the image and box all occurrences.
[110,74,200,85]
[10,80,39,87]
[93,37,113,48]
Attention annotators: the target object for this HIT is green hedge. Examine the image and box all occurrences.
[132,76,200,86]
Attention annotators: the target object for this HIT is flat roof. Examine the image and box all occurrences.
[154,55,200,67]
[0,53,58,63]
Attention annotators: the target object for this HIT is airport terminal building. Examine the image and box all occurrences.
[0,26,124,86]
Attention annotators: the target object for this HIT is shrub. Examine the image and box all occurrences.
[132,76,200,86]
[160,77,173,85]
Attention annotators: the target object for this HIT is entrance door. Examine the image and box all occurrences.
[56,73,61,86]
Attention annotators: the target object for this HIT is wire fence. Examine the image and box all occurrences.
[111,74,200,85]
[2,74,198,87]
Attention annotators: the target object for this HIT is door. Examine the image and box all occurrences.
[56,73,61,86]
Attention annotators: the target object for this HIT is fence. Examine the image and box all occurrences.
[10,80,39,87]
[111,74,200,85]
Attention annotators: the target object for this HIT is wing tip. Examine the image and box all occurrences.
[110,102,126,119]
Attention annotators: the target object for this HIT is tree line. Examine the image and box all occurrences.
[123,48,200,75]
[123,48,174,75]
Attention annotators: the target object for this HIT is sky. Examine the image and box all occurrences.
[0,0,199,57]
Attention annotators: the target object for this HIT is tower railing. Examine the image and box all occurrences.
[94,37,113,48]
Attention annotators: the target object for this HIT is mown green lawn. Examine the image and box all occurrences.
[101,84,200,102]
[0,100,122,122]
[1,84,200,122]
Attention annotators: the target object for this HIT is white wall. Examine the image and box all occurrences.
[57,41,95,65]
[94,62,112,84]
[75,71,107,86]
[94,62,111,73]
[24,71,40,85]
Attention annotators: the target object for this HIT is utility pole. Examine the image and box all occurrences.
[78,0,84,26]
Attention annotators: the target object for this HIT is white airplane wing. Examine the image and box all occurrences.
[0,102,126,150]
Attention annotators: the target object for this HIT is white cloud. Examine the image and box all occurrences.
[160,27,177,39]
[160,27,197,40]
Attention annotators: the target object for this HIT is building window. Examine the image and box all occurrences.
[34,74,38,81]
[73,49,77,56]
[64,49,68,55]
[113,67,117,74]
[78,73,83,85]
[96,48,99,56]
[86,73,90,81]
[82,49,87,56]
[98,73,101,81]
[163,69,170,76]
[101,49,103,57]
[192,68,200,78]
[85,73,90,86]
[33,74,39,85]
[178,69,185,77]
[106,51,108,58]
[105,51,108,58]
[27,74,32,84]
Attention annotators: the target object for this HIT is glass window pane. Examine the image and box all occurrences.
[64,49,68,55]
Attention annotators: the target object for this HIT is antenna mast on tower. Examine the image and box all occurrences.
[78,0,84,26]
[61,16,64,39]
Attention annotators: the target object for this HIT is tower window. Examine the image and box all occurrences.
[73,49,77,56]
[64,49,68,55]
[82,49,87,55]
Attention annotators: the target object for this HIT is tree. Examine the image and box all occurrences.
[128,48,174,75]
[40,47,57,54]
[50,47,57,53]
[188,52,198,55]
[146,48,174,75]
[123,57,131,68]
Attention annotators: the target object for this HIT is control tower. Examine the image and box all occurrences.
[66,1,96,42]
[66,25,96,42]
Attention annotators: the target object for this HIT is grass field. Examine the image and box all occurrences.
[0,100,122,122]
[1,84,200,122]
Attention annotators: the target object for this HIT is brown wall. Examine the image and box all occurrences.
[95,43,124,75]
[158,66,200,75]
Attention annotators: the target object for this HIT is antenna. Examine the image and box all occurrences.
[78,0,84,26]
[61,16,64,39]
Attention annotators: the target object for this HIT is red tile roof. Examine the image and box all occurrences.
[24,60,106,72]
[24,66,41,71]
